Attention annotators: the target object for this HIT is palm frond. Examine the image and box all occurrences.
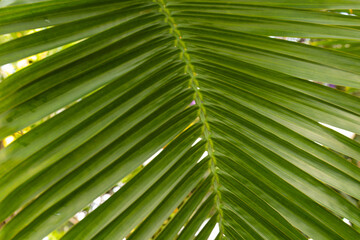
[1,1,360,239]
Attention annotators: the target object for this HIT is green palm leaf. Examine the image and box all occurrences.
[1,0,360,239]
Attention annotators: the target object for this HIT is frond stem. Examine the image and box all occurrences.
[155,0,224,238]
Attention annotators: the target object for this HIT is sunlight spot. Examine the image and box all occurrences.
[339,12,356,16]
[143,149,163,166]
[75,211,86,221]
[113,185,121,193]
[343,218,351,226]
[56,108,65,114]
[102,194,111,202]
[93,197,101,205]
[91,197,101,211]
[209,223,220,240]
[195,218,210,236]
[1,63,15,75]
[197,151,208,163]
[192,137,202,147]
[178,226,184,234]
[319,122,355,139]
[16,59,29,69]
[4,135,15,147]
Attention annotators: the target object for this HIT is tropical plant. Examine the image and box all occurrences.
[1,0,360,239]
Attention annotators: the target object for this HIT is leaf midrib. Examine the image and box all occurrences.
[155,0,224,238]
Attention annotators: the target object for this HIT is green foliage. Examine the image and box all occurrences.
[1,1,360,239]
